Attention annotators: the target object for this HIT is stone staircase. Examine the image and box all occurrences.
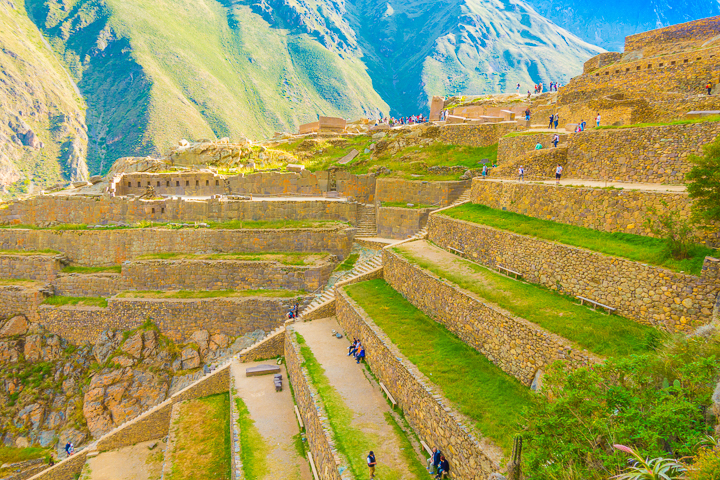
[356,204,377,237]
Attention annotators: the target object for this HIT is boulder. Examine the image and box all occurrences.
[141,330,158,358]
[190,330,209,354]
[23,335,42,362]
[37,430,56,448]
[122,331,144,359]
[209,333,229,351]
[0,316,28,337]
[181,347,200,370]
[0,340,20,364]
[93,330,121,364]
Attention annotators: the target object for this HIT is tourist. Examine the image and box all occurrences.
[707,81,713,95]
[427,447,442,474]
[527,90,531,98]
[581,119,587,131]
[525,108,531,121]
[548,113,554,129]
[356,346,365,364]
[595,113,601,127]
[552,134,559,148]
[516,83,520,93]
[518,166,525,182]
[535,143,542,150]
[554,113,559,129]
[348,338,358,356]
[481,164,488,179]
[367,451,377,479]
[436,455,450,479]
[350,341,361,357]
[555,164,563,185]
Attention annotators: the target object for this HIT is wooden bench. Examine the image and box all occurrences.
[420,440,433,456]
[294,405,304,429]
[448,246,465,256]
[497,265,522,279]
[379,382,397,409]
[578,296,616,314]
[308,452,320,480]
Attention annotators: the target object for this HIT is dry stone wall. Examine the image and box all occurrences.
[26,451,88,480]
[428,214,720,332]
[565,121,720,184]
[36,296,307,344]
[376,207,433,239]
[624,16,720,58]
[498,133,568,164]
[383,249,600,384]
[0,254,64,282]
[284,327,346,480]
[437,122,516,147]
[335,288,498,479]
[375,179,469,207]
[0,195,359,227]
[0,227,355,266]
[492,147,568,180]
[0,285,45,319]
[470,180,720,246]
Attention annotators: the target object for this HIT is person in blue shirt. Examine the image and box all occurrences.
[427,447,442,474]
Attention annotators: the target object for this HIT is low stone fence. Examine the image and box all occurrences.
[36,295,310,344]
[376,207,433,239]
[284,326,347,480]
[437,122,517,147]
[470,180,720,247]
[0,195,360,227]
[0,226,355,266]
[428,214,720,333]
[335,288,498,479]
[0,254,65,282]
[375,178,469,207]
[383,250,600,384]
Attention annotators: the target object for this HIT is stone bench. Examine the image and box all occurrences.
[578,296,616,314]
[245,364,281,377]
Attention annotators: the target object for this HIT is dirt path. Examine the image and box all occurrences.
[483,177,686,192]
[293,317,421,480]
[80,439,165,480]
[231,360,311,480]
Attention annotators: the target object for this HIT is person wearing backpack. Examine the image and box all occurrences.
[367,451,377,479]
[707,81,713,95]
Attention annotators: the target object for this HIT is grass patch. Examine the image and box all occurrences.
[117,289,302,299]
[0,249,59,255]
[384,412,429,479]
[334,253,359,272]
[62,265,122,274]
[0,446,48,465]
[344,279,533,452]
[42,296,108,308]
[394,243,660,357]
[595,115,720,130]
[167,393,231,480]
[138,251,329,265]
[235,396,269,480]
[441,203,717,275]
[381,201,435,209]
[0,278,41,286]
[295,332,422,480]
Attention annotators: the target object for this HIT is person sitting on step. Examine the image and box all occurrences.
[348,338,358,356]
[355,346,366,364]
[427,447,442,474]
[436,455,450,479]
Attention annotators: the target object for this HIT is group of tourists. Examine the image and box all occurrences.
[517,163,563,184]
[548,113,560,129]
[518,82,561,95]
[364,446,450,479]
[286,303,300,320]
[375,115,427,127]
[347,338,365,363]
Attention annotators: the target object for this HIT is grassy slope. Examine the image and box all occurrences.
[441,203,717,275]
[344,279,533,452]
[394,243,659,357]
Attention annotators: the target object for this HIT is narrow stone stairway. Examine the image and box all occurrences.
[356,204,377,237]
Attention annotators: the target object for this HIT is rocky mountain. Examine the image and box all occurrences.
[0,0,88,192]
[526,0,720,51]
[8,0,603,178]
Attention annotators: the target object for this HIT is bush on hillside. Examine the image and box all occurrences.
[523,333,720,479]
[687,136,720,222]
[644,200,697,260]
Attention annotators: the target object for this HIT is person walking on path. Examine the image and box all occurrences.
[554,113,559,129]
[555,164,563,185]
[548,113,554,129]
[525,108,531,121]
[552,134,559,148]
[367,451,377,479]
[707,81,713,95]
[427,447,442,474]
[482,164,488,179]
[518,166,525,182]
[595,113,601,127]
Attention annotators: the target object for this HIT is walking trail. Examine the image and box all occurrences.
[483,177,686,192]
[80,439,165,480]
[231,360,312,480]
[293,317,423,480]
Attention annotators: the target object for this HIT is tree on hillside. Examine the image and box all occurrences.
[687,136,720,222]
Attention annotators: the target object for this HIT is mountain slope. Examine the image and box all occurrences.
[0,0,88,190]
[525,0,720,51]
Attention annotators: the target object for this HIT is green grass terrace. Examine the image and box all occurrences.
[439,203,717,275]
[393,241,660,358]
[344,278,533,452]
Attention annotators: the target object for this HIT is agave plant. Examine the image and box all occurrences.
[612,444,687,480]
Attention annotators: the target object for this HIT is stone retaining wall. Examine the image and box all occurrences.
[0,227,355,266]
[237,327,285,362]
[0,255,64,282]
[428,214,720,332]
[624,16,720,58]
[284,327,346,480]
[335,288,497,479]
[37,296,309,344]
[0,285,46,319]
[25,451,88,480]
[497,133,569,164]
[563,121,720,184]
[375,179,469,207]
[382,250,600,384]
[437,122,517,147]
[470,180,720,246]
[492,147,568,180]
[0,196,359,227]
[376,207,433,239]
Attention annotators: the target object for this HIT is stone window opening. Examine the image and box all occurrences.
[595,73,599,77]
[670,61,676,66]
[683,59,688,63]
[186,180,190,186]
[659,63,664,67]
[157,181,161,187]
[128,182,132,188]
[216,180,220,186]
[636,66,641,70]
[697,57,702,61]
[176,181,180,187]
[166,181,170,187]
[147,181,151,186]
[648,64,652,69]
[206,180,209,186]
[625,68,630,72]
[604,71,609,75]
[615,69,619,73]
[196,180,199,186]
[161,208,165,214]
[152,208,155,214]
[137,181,141,187]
